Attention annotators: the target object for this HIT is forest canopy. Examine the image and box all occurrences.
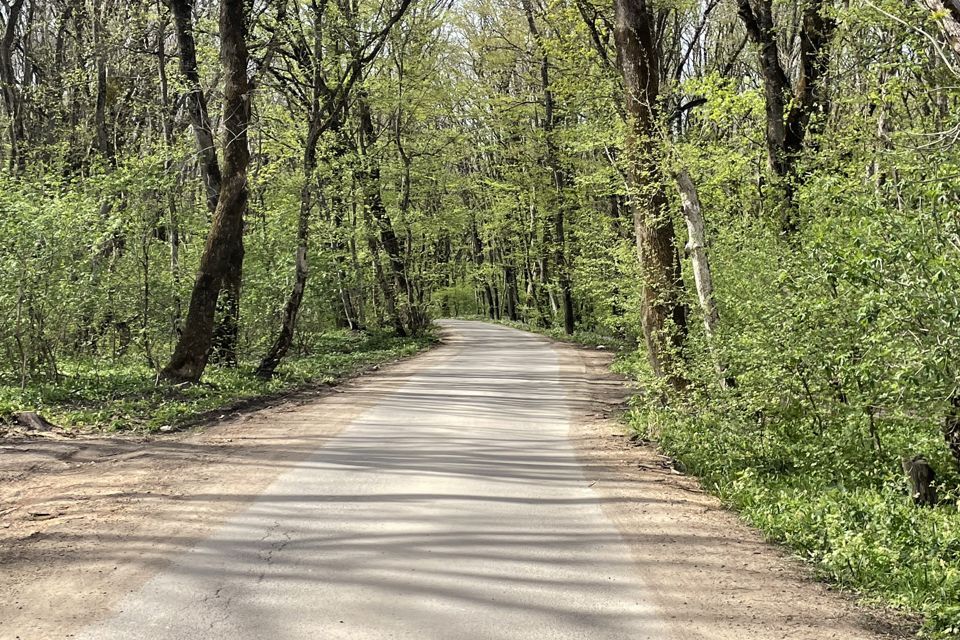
[2,0,960,634]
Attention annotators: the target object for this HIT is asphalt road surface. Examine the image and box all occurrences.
[73,320,673,639]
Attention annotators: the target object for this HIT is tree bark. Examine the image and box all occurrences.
[156,9,183,336]
[161,0,250,383]
[902,455,937,506]
[93,2,112,161]
[735,0,834,231]
[166,0,240,365]
[165,0,222,212]
[256,113,329,379]
[0,0,26,172]
[676,169,733,387]
[521,0,574,335]
[919,0,960,60]
[256,180,311,378]
[358,93,416,336]
[504,264,519,321]
[614,0,689,392]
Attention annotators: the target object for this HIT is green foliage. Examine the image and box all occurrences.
[620,63,960,635]
[624,393,960,637]
[3,0,960,634]
[0,331,433,433]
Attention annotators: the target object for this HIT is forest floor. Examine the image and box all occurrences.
[0,332,431,434]
[0,321,916,639]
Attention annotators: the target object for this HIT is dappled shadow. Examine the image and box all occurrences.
[2,320,897,640]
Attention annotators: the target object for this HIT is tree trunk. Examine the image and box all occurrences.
[93,3,112,161]
[735,0,834,231]
[504,265,519,321]
[209,267,241,366]
[256,183,311,378]
[367,229,407,336]
[358,93,416,336]
[676,169,733,387]
[156,11,183,336]
[256,112,328,378]
[166,0,222,212]
[0,0,26,172]
[614,0,689,392]
[166,0,240,364]
[735,0,791,179]
[333,200,362,330]
[919,0,960,60]
[160,0,250,383]
[902,455,937,506]
[521,0,574,334]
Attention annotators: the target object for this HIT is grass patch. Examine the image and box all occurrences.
[0,330,435,433]
[628,400,960,637]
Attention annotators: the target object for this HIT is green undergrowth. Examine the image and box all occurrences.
[631,401,960,637]
[613,351,960,638]
[0,330,435,434]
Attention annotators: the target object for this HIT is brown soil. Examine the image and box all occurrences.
[553,340,917,640]
[0,328,917,640]
[0,345,453,640]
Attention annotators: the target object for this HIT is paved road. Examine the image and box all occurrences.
[75,320,672,640]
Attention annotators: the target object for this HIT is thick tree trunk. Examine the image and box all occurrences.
[161,0,250,383]
[614,0,689,392]
[902,455,938,506]
[166,0,240,364]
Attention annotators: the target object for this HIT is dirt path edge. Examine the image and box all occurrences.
[0,338,454,640]
[551,338,917,640]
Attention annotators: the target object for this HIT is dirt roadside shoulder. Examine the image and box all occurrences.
[0,340,453,640]
[552,339,917,640]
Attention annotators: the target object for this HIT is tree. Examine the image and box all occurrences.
[0,0,27,172]
[256,0,416,378]
[735,0,834,230]
[613,0,688,391]
[161,0,250,383]
[917,0,960,59]
[520,0,575,335]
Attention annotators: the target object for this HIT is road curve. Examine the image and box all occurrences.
[73,320,672,639]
